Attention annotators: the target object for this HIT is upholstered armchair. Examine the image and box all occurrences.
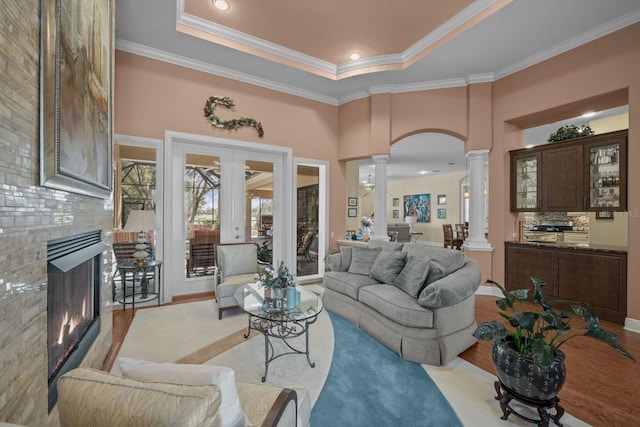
[214,243,264,319]
[57,359,308,427]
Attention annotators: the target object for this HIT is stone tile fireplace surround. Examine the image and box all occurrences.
[0,2,114,425]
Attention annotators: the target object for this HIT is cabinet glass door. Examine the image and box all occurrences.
[588,143,621,209]
[515,156,538,210]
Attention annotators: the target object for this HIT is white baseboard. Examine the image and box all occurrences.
[624,317,640,334]
[476,285,501,297]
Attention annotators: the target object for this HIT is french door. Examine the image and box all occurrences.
[164,132,292,299]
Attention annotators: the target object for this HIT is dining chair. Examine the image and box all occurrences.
[443,224,462,250]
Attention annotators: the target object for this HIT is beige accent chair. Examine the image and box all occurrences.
[57,364,308,427]
[214,243,263,319]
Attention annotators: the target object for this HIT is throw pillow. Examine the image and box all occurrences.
[393,256,431,298]
[119,357,248,427]
[369,250,407,284]
[58,368,221,427]
[347,246,382,275]
[339,247,353,271]
[218,244,258,280]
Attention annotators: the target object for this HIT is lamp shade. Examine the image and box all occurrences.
[124,210,157,231]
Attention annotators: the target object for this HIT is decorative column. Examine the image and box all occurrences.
[463,149,492,250]
[372,155,389,239]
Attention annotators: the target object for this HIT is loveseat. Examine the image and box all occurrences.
[323,240,481,366]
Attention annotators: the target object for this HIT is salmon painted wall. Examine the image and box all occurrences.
[337,97,370,160]
[114,51,345,247]
[491,23,640,321]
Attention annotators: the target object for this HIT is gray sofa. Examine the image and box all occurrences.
[323,240,481,366]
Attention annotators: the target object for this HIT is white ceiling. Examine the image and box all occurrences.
[114,0,639,184]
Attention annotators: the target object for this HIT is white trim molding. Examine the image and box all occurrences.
[624,317,640,334]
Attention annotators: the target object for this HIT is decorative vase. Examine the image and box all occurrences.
[272,287,284,308]
[363,226,371,237]
[492,338,566,402]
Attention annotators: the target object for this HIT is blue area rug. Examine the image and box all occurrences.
[311,311,462,427]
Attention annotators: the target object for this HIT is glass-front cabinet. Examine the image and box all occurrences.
[510,129,627,212]
[511,152,541,211]
[586,136,627,211]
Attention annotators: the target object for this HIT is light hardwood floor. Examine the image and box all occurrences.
[103,292,640,427]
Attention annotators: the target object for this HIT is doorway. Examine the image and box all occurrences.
[164,132,292,299]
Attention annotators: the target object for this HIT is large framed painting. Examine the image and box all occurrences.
[41,0,113,198]
[403,194,431,223]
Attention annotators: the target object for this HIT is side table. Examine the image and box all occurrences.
[116,260,162,317]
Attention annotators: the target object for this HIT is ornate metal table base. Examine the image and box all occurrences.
[244,305,318,382]
[494,381,564,427]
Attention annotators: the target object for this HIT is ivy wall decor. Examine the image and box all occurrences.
[204,96,264,138]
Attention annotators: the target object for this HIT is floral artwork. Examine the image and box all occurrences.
[403,194,431,223]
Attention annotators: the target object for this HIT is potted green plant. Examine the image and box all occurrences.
[473,277,635,402]
[547,125,594,142]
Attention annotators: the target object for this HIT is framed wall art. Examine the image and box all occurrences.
[393,210,399,219]
[437,208,447,219]
[403,194,431,223]
[437,194,447,205]
[348,197,357,206]
[348,208,357,217]
[41,0,113,198]
[392,198,399,207]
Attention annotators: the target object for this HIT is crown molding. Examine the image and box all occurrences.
[402,0,504,61]
[115,39,339,106]
[175,0,507,80]
[495,7,640,80]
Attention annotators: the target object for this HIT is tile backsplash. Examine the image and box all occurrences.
[523,212,589,231]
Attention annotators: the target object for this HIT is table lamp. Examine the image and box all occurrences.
[124,210,157,265]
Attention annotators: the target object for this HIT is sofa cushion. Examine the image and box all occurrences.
[57,368,222,427]
[339,247,353,271]
[325,252,343,272]
[324,271,380,300]
[348,246,382,275]
[418,259,482,309]
[359,284,434,328]
[402,243,466,285]
[369,250,407,284]
[367,240,404,251]
[118,358,247,427]
[393,255,430,298]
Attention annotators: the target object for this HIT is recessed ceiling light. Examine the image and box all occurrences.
[582,111,596,118]
[348,52,361,61]
[418,170,429,175]
[212,0,230,11]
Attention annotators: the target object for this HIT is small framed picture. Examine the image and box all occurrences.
[392,198,399,207]
[348,197,357,207]
[393,210,399,219]
[596,210,614,220]
[348,208,357,217]
[437,195,447,205]
[437,208,446,219]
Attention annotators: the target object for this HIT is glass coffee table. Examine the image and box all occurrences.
[234,283,323,382]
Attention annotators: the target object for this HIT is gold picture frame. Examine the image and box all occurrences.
[40,0,113,198]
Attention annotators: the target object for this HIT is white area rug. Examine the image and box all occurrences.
[111,300,247,375]
[423,358,590,426]
[206,310,333,406]
[113,296,589,426]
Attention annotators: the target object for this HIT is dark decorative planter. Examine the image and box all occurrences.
[492,339,566,402]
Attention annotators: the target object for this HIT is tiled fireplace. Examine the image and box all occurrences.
[0,1,114,425]
[46,231,108,411]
